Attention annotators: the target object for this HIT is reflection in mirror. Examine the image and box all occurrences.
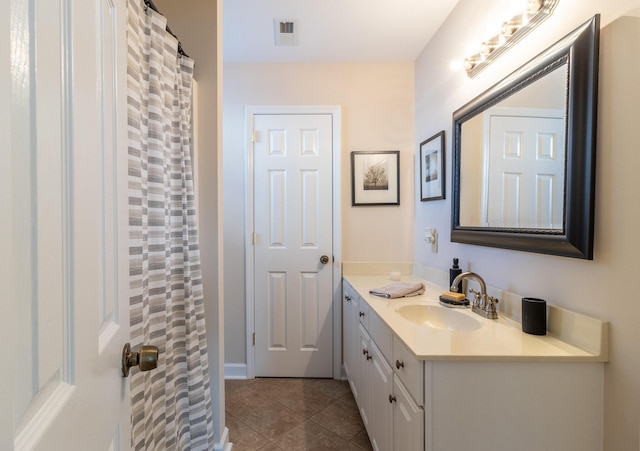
[451,15,600,259]
[459,65,568,229]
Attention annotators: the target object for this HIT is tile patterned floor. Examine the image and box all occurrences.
[225,378,373,451]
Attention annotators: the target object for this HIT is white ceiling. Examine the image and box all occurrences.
[223,0,460,63]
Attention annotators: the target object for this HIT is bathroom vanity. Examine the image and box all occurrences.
[343,274,607,451]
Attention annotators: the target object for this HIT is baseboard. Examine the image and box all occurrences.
[340,363,347,381]
[214,426,231,451]
[224,363,248,380]
[225,362,349,381]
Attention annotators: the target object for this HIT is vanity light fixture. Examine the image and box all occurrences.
[464,0,559,78]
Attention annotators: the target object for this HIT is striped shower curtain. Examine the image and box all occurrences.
[126,1,214,449]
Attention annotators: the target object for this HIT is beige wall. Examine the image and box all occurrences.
[415,0,640,449]
[223,62,415,363]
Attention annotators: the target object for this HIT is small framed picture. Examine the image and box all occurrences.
[351,150,400,206]
[419,131,445,201]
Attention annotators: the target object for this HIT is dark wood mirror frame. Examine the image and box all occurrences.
[451,15,600,259]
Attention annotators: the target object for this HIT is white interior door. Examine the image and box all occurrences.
[252,112,334,377]
[486,111,565,229]
[2,0,132,449]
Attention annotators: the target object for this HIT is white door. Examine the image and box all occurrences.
[392,376,424,451]
[2,0,133,449]
[486,112,565,229]
[369,342,393,451]
[252,112,334,377]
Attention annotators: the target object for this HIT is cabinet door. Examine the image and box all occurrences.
[358,323,372,430]
[393,375,424,451]
[369,340,393,451]
[343,283,359,397]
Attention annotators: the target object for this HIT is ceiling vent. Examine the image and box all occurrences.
[274,19,298,46]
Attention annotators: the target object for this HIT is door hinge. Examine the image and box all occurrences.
[252,231,257,245]
[251,131,257,143]
[252,332,256,346]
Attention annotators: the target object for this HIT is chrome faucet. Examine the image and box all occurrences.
[450,272,499,320]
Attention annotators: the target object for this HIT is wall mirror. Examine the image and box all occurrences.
[451,15,600,259]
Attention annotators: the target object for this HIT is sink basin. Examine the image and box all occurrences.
[394,304,481,331]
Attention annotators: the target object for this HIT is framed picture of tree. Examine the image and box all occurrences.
[351,150,400,206]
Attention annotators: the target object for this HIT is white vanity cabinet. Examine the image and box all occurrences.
[342,277,606,451]
[343,281,425,451]
[426,361,604,451]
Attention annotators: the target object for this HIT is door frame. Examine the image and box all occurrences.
[244,105,342,379]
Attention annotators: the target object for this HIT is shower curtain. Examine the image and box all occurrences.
[126,1,214,449]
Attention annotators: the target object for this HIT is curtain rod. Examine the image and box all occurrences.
[144,0,190,58]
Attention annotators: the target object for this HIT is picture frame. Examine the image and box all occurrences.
[351,150,400,206]
[419,131,445,201]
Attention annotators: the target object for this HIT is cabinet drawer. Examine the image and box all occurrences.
[358,298,370,329]
[393,336,424,405]
[343,282,352,300]
[343,283,359,311]
[343,281,356,303]
[368,310,392,365]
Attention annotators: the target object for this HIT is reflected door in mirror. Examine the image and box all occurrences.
[460,107,565,229]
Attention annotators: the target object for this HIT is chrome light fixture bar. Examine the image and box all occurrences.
[464,0,559,78]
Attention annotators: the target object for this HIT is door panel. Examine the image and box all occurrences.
[486,112,565,229]
[3,0,130,449]
[253,113,334,377]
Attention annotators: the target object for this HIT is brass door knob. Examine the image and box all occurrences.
[122,342,159,377]
[320,255,329,264]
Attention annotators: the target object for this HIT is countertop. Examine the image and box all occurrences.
[344,274,608,362]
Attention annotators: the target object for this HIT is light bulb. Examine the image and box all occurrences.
[449,59,464,72]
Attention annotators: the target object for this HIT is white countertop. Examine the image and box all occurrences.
[344,274,608,362]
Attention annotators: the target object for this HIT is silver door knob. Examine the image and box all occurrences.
[122,342,159,377]
[320,255,329,264]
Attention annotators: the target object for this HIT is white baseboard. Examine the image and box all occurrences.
[224,362,349,381]
[224,363,248,380]
[214,426,231,451]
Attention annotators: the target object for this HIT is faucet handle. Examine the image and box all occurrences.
[483,295,499,319]
[486,295,499,305]
[469,288,482,307]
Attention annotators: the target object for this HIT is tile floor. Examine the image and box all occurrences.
[225,378,373,451]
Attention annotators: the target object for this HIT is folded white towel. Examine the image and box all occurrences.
[369,282,425,299]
